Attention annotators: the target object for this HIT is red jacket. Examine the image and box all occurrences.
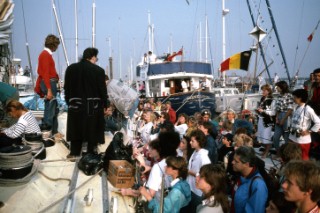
[168,107,176,124]
[34,49,58,96]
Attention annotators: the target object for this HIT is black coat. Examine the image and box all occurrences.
[64,60,107,144]
[257,96,275,127]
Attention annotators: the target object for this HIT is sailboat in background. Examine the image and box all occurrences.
[0,0,35,103]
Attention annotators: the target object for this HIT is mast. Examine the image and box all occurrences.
[265,0,291,85]
[205,14,208,63]
[170,33,173,53]
[107,37,112,58]
[151,24,155,52]
[107,36,112,78]
[199,21,202,62]
[75,0,78,62]
[245,0,271,84]
[92,0,96,47]
[52,0,70,66]
[118,17,122,79]
[148,11,152,52]
[222,0,229,87]
[21,0,35,88]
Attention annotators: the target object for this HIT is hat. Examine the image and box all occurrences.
[201,109,211,116]
[223,133,234,142]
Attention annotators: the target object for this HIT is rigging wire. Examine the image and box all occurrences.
[138,27,149,61]
[255,0,262,25]
[205,13,214,75]
[296,18,320,76]
[21,0,35,88]
[292,0,306,74]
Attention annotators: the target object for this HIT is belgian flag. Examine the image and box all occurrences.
[220,50,252,72]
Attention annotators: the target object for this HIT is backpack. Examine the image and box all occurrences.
[78,153,104,176]
[249,157,280,203]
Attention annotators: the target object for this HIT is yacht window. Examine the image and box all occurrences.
[214,91,221,95]
[224,90,232,94]
[234,90,239,94]
[164,80,170,88]
[136,67,140,77]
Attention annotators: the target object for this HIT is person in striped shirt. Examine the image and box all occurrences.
[0,100,41,148]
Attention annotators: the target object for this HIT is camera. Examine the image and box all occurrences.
[290,128,301,137]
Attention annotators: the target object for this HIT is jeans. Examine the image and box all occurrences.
[40,79,59,134]
[273,111,289,150]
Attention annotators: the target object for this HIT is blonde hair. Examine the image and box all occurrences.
[222,120,233,131]
[234,133,253,147]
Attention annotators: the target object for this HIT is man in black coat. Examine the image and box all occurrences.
[64,47,108,157]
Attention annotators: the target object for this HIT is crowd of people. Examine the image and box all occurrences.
[118,68,320,213]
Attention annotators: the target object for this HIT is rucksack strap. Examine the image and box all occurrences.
[248,176,262,198]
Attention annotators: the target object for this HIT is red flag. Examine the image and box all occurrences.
[167,48,183,61]
[307,19,320,42]
[176,48,183,56]
[307,32,314,42]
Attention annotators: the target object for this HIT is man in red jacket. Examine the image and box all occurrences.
[165,101,176,124]
[35,34,60,135]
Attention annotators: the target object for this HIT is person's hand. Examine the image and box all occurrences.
[257,108,263,113]
[141,165,151,174]
[132,147,139,156]
[300,130,310,136]
[46,89,53,100]
[135,153,146,166]
[120,188,140,197]
[139,186,151,201]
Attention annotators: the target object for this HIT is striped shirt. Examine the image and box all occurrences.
[4,111,41,138]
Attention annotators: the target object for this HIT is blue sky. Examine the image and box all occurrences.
[12,0,320,80]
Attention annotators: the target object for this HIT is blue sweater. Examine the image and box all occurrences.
[233,170,268,213]
[148,180,191,213]
[205,135,218,164]
[232,119,254,135]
